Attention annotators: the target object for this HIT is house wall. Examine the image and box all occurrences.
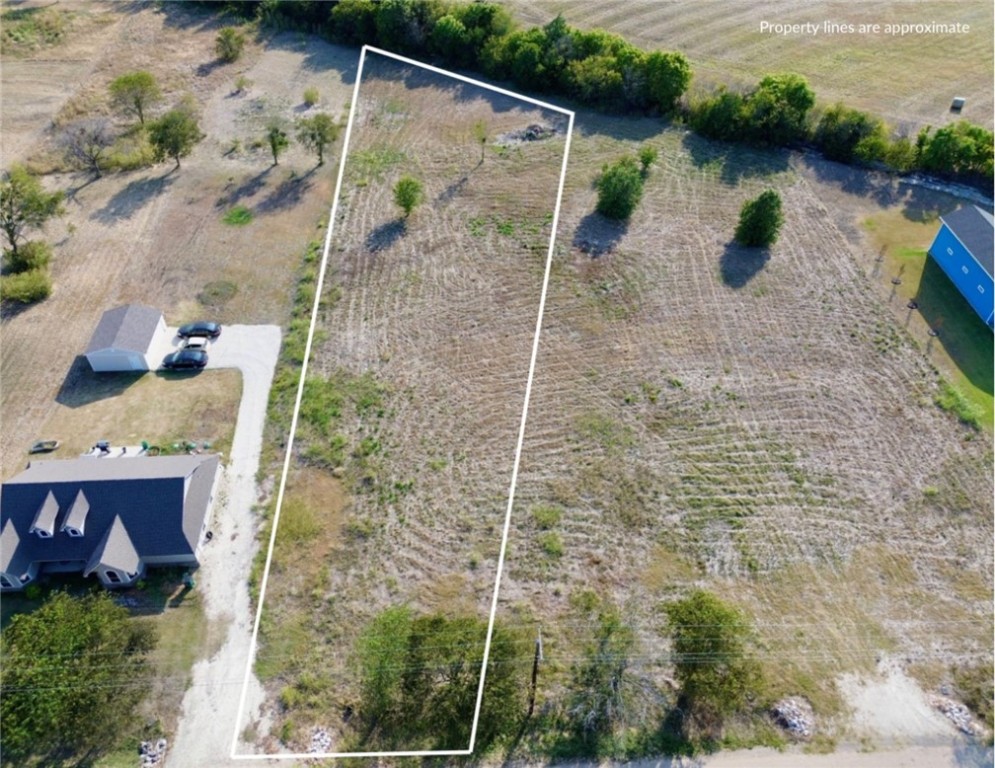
[143,316,171,369]
[929,225,995,328]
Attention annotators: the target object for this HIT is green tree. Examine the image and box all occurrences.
[296,113,339,166]
[329,0,378,46]
[690,88,745,142]
[814,103,887,164]
[0,591,157,764]
[920,120,994,180]
[148,108,203,168]
[108,70,162,126]
[0,165,65,258]
[643,50,692,113]
[356,608,524,750]
[0,267,52,304]
[567,607,636,738]
[393,175,423,218]
[595,155,644,220]
[735,189,783,248]
[742,73,815,146]
[215,26,246,62]
[430,14,472,66]
[664,590,763,738]
[266,124,289,165]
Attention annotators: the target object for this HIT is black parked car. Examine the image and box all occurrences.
[162,349,208,370]
[177,321,222,339]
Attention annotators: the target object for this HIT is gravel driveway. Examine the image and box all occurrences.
[169,325,283,768]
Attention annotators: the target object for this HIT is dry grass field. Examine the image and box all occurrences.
[251,55,992,757]
[505,0,995,133]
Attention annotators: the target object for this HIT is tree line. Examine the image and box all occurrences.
[202,0,992,189]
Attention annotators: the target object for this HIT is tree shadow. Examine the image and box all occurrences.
[258,30,361,83]
[720,241,770,288]
[195,58,226,78]
[572,211,628,258]
[437,174,470,205]
[914,256,994,396]
[216,167,273,209]
[683,132,790,186]
[365,219,406,252]
[255,170,316,213]
[55,357,144,408]
[0,298,39,322]
[90,173,176,224]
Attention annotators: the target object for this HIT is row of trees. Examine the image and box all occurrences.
[339,589,765,753]
[203,0,992,187]
[690,77,993,186]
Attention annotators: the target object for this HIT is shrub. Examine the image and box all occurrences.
[735,189,784,248]
[638,145,658,175]
[740,73,815,146]
[302,86,319,107]
[595,155,644,220]
[393,175,423,218]
[222,205,253,226]
[531,505,562,529]
[1,268,52,303]
[215,26,246,62]
[5,240,52,273]
[539,531,563,557]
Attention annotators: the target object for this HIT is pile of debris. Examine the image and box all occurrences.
[309,727,332,753]
[498,124,559,144]
[932,695,980,736]
[772,697,815,738]
[139,739,167,767]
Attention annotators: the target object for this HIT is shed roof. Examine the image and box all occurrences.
[941,206,994,279]
[85,305,164,355]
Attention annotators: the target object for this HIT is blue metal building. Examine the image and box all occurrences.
[927,205,994,330]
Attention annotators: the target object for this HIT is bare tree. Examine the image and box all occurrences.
[59,119,115,177]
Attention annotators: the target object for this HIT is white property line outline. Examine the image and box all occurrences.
[233,44,575,760]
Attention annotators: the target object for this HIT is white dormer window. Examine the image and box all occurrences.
[66,528,83,538]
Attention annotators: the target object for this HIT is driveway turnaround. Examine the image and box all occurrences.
[170,325,282,768]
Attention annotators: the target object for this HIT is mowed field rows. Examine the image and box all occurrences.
[251,53,571,748]
[500,117,992,711]
[506,0,994,133]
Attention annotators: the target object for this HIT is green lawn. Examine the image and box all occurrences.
[864,213,993,430]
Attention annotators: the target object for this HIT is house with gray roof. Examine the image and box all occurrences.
[85,304,170,372]
[0,454,220,591]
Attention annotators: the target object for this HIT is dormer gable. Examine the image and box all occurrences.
[61,490,90,538]
[29,491,59,538]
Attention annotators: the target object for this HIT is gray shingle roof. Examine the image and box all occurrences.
[85,305,163,355]
[940,206,994,279]
[1,455,220,579]
[62,489,90,535]
[84,515,141,576]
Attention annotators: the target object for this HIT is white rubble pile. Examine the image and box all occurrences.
[309,727,332,753]
[772,697,815,738]
[931,694,981,736]
[139,739,167,767]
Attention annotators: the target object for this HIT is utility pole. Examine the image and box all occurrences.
[527,627,543,718]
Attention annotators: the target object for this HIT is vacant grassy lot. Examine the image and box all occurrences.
[250,52,992,757]
[250,52,569,750]
[508,0,994,132]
